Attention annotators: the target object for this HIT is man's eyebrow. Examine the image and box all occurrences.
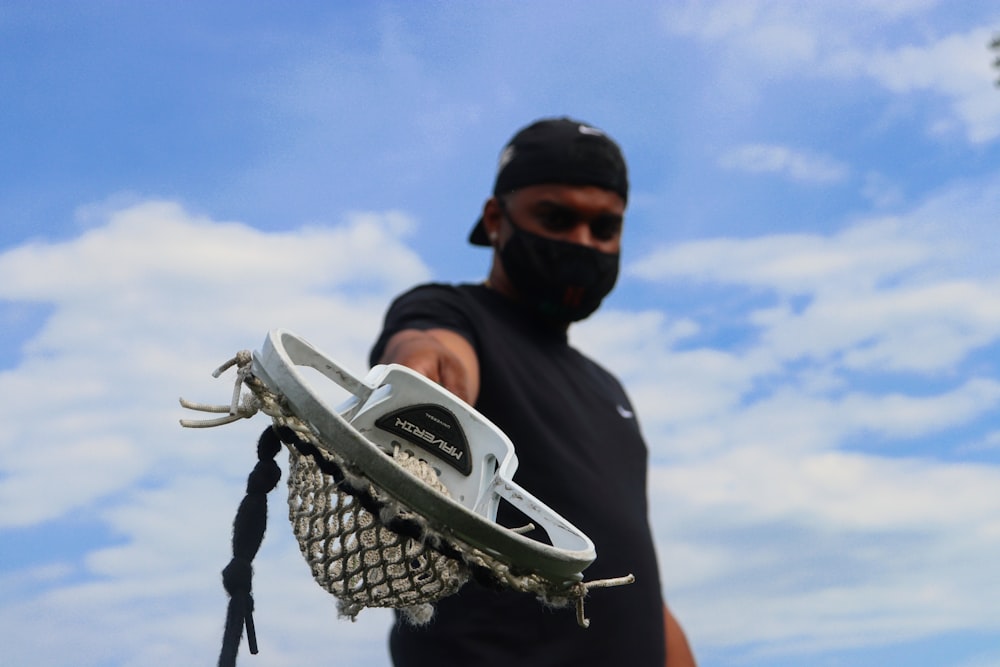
[531,199,573,211]
[532,200,623,221]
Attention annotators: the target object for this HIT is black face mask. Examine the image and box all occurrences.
[498,219,619,323]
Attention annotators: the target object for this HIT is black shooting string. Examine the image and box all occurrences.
[218,426,282,667]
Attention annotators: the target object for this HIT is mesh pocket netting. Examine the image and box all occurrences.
[286,443,468,622]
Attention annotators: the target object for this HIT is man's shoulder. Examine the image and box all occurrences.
[388,282,492,313]
[392,281,478,301]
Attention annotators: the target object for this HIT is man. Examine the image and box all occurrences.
[370,118,696,666]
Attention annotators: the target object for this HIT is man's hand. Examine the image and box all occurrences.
[378,328,480,405]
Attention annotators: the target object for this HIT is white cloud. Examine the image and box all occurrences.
[629,176,1000,375]
[718,144,850,183]
[0,472,396,667]
[662,1,818,68]
[959,429,1000,453]
[575,173,1000,654]
[575,311,775,452]
[753,278,1000,373]
[629,215,932,293]
[0,201,427,665]
[862,171,906,208]
[857,27,1000,143]
[0,200,429,525]
[651,449,1000,652]
[662,2,1000,143]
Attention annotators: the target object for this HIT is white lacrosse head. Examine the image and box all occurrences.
[251,329,596,582]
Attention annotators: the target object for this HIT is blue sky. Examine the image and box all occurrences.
[2,2,1000,665]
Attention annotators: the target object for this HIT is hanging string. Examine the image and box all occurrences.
[218,426,282,667]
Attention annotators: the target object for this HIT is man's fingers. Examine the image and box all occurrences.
[437,355,471,403]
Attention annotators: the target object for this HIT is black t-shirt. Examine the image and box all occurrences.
[370,283,665,666]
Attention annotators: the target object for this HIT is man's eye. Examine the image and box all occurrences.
[591,218,622,240]
[540,210,576,230]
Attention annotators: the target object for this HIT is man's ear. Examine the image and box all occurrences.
[482,197,503,244]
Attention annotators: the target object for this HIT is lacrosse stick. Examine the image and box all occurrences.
[181,329,633,664]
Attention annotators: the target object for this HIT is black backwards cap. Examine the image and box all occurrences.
[469,117,629,246]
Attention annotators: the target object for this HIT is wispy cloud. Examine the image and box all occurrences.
[628,176,1000,375]
[718,143,850,183]
[663,2,1000,143]
[853,27,1000,143]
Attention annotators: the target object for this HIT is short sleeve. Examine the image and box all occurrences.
[368,283,477,366]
